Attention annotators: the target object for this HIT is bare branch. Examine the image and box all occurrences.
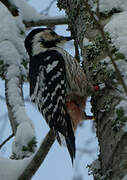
[0,133,14,149]
[24,16,68,28]
[18,130,55,180]
[41,0,56,16]
[96,0,100,20]
[0,0,19,16]
[84,0,127,95]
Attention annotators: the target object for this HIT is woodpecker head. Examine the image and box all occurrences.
[25,28,73,57]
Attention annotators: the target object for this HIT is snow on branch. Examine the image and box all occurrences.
[0,156,32,180]
[15,0,68,27]
[16,0,68,27]
[0,130,55,180]
[1,0,68,28]
[24,15,68,28]
[5,64,36,159]
[0,3,36,159]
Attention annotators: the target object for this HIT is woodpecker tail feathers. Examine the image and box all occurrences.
[65,134,75,164]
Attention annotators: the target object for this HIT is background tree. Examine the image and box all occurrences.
[57,0,127,180]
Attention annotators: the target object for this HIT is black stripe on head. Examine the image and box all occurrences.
[39,38,61,48]
[25,28,46,57]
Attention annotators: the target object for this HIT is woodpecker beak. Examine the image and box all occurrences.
[61,36,73,41]
[56,35,74,48]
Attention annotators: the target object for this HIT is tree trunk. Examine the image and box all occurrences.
[57,1,127,179]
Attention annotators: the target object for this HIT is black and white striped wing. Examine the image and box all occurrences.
[29,49,75,162]
[29,50,71,135]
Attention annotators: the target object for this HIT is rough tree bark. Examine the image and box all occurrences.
[57,0,127,180]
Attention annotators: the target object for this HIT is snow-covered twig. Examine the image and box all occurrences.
[84,0,127,95]
[0,0,19,16]
[0,133,14,149]
[18,130,55,180]
[24,16,68,28]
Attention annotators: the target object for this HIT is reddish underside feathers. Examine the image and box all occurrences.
[66,101,85,131]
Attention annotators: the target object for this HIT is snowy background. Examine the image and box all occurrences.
[0,0,99,180]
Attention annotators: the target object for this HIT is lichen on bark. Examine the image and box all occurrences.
[57,0,127,179]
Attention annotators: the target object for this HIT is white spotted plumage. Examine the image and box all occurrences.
[46,60,58,73]
[25,28,93,164]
